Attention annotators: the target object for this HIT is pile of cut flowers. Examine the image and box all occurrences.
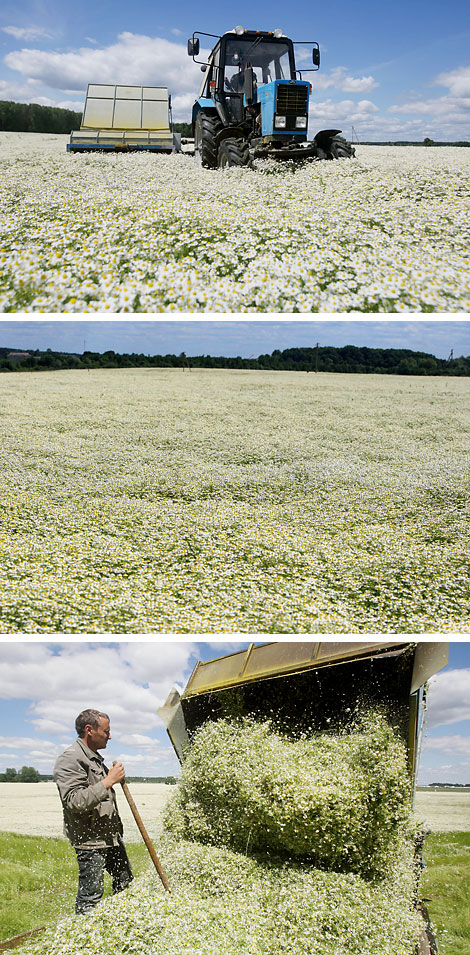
[21,712,425,955]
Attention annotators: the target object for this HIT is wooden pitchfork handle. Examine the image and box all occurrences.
[120,780,171,893]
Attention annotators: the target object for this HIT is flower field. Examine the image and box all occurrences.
[0,367,468,633]
[1,132,469,312]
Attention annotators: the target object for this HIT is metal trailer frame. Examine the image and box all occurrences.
[159,641,448,790]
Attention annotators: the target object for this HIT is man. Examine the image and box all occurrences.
[54,708,133,914]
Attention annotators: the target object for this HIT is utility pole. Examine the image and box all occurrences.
[447,348,454,361]
[314,342,319,373]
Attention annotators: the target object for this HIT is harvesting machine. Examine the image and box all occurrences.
[187,26,356,167]
[159,640,448,955]
[67,84,181,152]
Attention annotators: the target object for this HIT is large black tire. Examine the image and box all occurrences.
[217,137,252,168]
[194,112,223,169]
[328,135,355,159]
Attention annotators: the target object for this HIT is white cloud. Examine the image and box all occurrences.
[0,736,64,771]
[0,642,197,738]
[389,98,469,117]
[0,643,200,774]
[434,66,470,99]
[424,669,470,728]
[0,736,60,752]
[421,734,470,756]
[55,99,84,111]
[388,64,470,137]
[0,77,81,110]
[313,67,378,94]
[4,32,204,98]
[118,734,164,750]
[309,97,379,130]
[2,26,53,41]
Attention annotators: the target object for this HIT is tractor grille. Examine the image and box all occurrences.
[276,84,308,129]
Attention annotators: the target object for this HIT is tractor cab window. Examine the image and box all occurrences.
[223,37,293,93]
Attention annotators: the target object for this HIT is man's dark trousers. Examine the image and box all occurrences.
[75,836,133,914]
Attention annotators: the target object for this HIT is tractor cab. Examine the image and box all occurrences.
[190,28,317,135]
[201,31,298,125]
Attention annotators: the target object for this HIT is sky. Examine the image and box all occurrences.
[0,1,469,140]
[0,319,469,359]
[0,640,468,784]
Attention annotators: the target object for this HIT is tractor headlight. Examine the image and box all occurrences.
[274,114,287,128]
[295,116,307,129]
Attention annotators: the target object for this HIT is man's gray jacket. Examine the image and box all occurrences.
[54,738,124,849]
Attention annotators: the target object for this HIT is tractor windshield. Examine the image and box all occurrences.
[223,37,293,91]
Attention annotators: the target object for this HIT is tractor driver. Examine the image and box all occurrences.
[54,709,133,914]
[224,50,257,94]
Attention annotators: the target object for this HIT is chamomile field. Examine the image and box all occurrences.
[0,367,468,633]
[1,132,470,312]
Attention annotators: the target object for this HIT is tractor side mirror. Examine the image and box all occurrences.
[188,38,200,57]
[312,47,320,67]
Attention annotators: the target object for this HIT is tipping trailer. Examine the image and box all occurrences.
[67,84,181,152]
[187,26,356,167]
[159,641,448,955]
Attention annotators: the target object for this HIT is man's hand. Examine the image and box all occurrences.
[103,761,125,789]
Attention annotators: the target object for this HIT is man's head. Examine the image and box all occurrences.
[75,709,111,752]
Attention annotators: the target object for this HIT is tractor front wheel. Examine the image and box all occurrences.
[194,112,223,169]
[328,135,355,159]
[217,138,251,168]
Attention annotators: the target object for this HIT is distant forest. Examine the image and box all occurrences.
[0,768,178,783]
[0,100,82,134]
[0,102,192,137]
[1,345,468,376]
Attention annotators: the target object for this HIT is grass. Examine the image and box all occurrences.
[421,832,470,955]
[1,830,468,951]
[0,831,149,943]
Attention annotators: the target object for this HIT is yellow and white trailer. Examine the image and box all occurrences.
[67,84,181,152]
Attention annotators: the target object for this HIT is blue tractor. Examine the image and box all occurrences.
[187,26,355,167]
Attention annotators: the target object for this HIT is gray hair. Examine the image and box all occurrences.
[75,709,109,737]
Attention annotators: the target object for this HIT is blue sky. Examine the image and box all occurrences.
[0,641,468,784]
[1,1,469,139]
[0,320,469,359]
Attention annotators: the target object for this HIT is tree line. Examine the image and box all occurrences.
[0,100,82,134]
[0,345,468,376]
[0,102,192,136]
[0,767,178,783]
[1,766,42,782]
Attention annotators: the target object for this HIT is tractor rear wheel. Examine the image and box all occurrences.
[217,138,251,168]
[195,112,223,169]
